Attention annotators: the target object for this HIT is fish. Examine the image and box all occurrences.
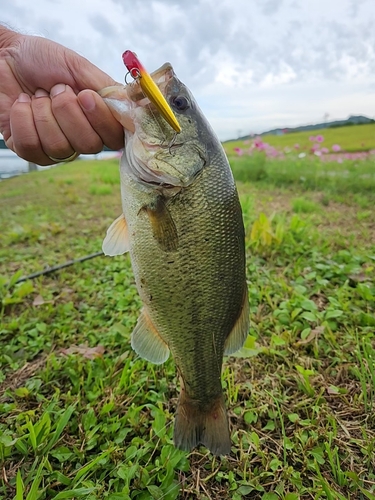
[99,62,249,455]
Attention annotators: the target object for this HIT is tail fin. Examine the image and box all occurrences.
[173,391,231,455]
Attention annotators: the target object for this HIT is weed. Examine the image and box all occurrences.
[292,198,321,214]
[0,160,374,499]
[89,184,113,195]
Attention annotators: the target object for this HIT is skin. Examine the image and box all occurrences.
[0,25,124,165]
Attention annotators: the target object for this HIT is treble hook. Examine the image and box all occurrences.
[124,68,140,85]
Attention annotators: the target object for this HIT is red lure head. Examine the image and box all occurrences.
[122,50,145,79]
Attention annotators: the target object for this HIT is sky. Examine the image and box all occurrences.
[2,0,375,141]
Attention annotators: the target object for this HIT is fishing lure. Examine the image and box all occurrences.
[123,50,181,134]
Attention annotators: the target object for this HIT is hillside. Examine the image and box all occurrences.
[224,122,375,155]
[231,115,375,142]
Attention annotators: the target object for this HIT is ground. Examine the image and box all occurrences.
[0,157,374,499]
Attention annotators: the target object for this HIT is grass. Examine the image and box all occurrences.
[224,123,375,154]
[0,158,375,499]
[229,154,375,203]
[291,198,321,214]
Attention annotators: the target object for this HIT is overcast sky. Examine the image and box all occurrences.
[2,0,375,140]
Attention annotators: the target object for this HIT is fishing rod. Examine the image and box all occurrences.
[14,251,104,284]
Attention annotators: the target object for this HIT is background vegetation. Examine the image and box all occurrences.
[224,123,375,154]
[1,124,375,499]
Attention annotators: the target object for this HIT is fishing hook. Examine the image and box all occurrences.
[124,68,141,85]
[168,132,178,155]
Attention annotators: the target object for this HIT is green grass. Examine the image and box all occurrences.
[292,198,321,214]
[224,122,375,154]
[0,159,375,499]
[229,155,375,203]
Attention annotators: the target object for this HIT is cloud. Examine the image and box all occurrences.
[1,0,375,139]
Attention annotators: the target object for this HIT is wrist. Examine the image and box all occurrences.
[0,25,23,49]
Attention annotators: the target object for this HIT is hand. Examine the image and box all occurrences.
[0,28,124,165]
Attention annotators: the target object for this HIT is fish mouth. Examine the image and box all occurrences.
[124,63,191,187]
[126,136,186,188]
[127,63,175,105]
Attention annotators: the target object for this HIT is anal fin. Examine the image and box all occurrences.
[224,288,250,355]
[131,309,170,364]
[102,214,130,256]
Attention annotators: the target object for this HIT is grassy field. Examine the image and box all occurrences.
[229,154,375,202]
[224,123,375,155]
[0,154,375,499]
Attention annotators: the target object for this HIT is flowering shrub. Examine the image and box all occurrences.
[233,134,375,163]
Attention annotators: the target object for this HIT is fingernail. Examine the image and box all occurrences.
[18,93,31,103]
[35,88,49,98]
[50,84,66,97]
[79,92,95,111]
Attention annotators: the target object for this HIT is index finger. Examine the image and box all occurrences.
[78,90,124,151]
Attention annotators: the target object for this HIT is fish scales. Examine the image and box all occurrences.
[128,154,245,396]
[100,62,249,455]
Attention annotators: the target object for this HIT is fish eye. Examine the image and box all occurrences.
[171,95,189,111]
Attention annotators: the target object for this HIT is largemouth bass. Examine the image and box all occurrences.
[99,63,249,455]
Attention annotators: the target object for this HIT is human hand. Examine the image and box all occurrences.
[0,28,124,165]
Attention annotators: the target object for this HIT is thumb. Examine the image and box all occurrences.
[10,36,120,94]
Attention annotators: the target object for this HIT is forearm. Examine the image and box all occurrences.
[0,25,22,49]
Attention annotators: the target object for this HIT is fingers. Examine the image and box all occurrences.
[8,84,125,165]
[78,90,124,151]
[32,89,75,160]
[50,84,103,154]
[9,93,53,165]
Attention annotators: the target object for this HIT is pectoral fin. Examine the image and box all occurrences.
[102,214,130,256]
[224,289,250,355]
[131,309,170,364]
[142,196,178,252]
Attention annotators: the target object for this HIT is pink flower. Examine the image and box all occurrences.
[315,135,324,142]
[314,150,322,156]
[266,147,279,157]
[321,147,329,154]
[309,136,316,142]
[253,137,265,150]
[294,143,300,149]
[337,158,343,163]
[234,147,244,156]
[332,144,341,152]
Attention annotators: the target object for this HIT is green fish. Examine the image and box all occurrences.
[99,62,249,455]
